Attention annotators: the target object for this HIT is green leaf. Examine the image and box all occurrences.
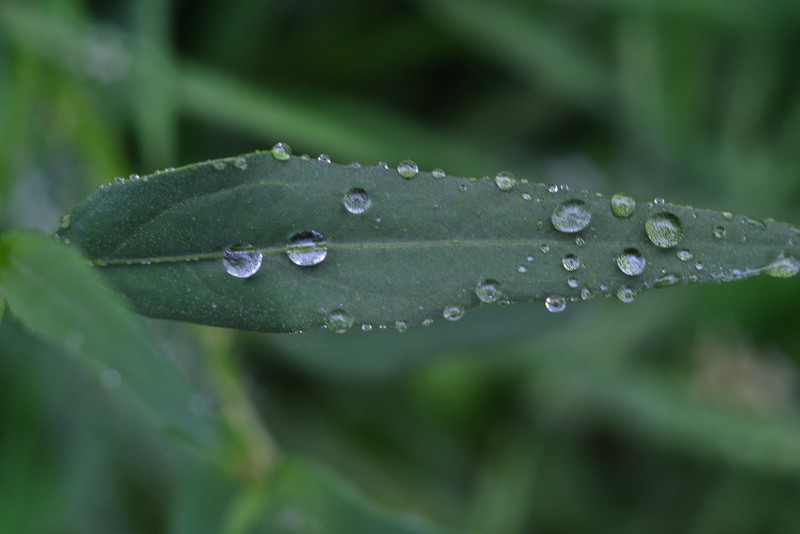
[57,152,800,333]
[0,231,219,449]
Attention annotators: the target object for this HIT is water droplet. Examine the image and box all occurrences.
[562,254,580,272]
[567,277,579,288]
[343,188,371,214]
[115,176,125,184]
[713,226,726,239]
[645,212,683,248]
[459,184,468,192]
[654,198,665,205]
[130,173,141,181]
[287,231,327,266]
[548,184,558,193]
[494,171,516,191]
[653,274,681,288]
[443,305,464,321]
[422,318,434,327]
[271,142,291,161]
[617,286,637,303]
[765,253,800,278]
[695,262,704,271]
[522,193,532,201]
[223,245,263,278]
[59,214,71,229]
[575,236,586,247]
[540,244,550,253]
[212,161,226,171]
[518,266,527,273]
[432,168,446,179]
[397,160,419,179]
[395,320,409,333]
[616,248,646,276]
[349,162,361,168]
[476,280,502,303]
[233,157,247,170]
[552,200,591,233]
[545,295,566,313]
[377,161,389,170]
[677,249,693,261]
[362,324,373,332]
[610,193,636,218]
[318,154,331,163]
[526,255,534,262]
[722,211,734,220]
[580,287,594,301]
[300,154,311,161]
[326,309,353,334]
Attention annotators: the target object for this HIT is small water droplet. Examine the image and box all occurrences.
[653,273,681,287]
[326,309,353,334]
[494,171,516,191]
[540,244,550,253]
[287,231,327,266]
[349,162,361,168]
[548,184,558,193]
[377,161,389,170]
[270,142,291,161]
[522,193,532,201]
[695,262,704,271]
[422,318,434,327]
[575,236,586,247]
[130,173,141,181]
[397,159,419,179]
[518,266,527,273]
[526,255,534,262]
[765,252,800,278]
[722,211,734,220]
[318,154,331,163]
[223,245,263,278]
[459,184,468,192]
[432,168,446,179]
[677,249,693,261]
[610,193,636,218]
[343,188,371,214]
[654,198,665,205]
[59,214,71,229]
[476,279,502,303]
[616,248,646,276]
[212,161,226,170]
[616,286,637,303]
[567,277,579,288]
[562,254,580,272]
[551,199,591,233]
[300,154,311,161]
[115,176,125,184]
[645,212,683,248]
[545,295,566,313]
[395,320,409,333]
[580,287,594,301]
[443,305,464,321]
[713,226,726,239]
[362,324,373,332]
[233,157,247,170]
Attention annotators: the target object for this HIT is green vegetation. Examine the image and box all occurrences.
[2,1,800,532]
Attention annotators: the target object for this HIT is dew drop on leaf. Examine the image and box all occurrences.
[677,249,693,262]
[476,279,502,303]
[610,193,636,218]
[551,200,591,233]
[397,160,419,179]
[765,253,800,278]
[616,248,646,276]
[494,171,516,191]
[567,277,579,288]
[562,254,580,272]
[223,245,263,278]
[59,214,71,230]
[545,295,566,313]
[580,287,594,301]
[318,154,331,163]
[645,212,683,248]
[395,320,409,333]
[654,273,681,287]
[233,158,247,171]
[443,305,465,321]
[432,168,446,179]
[342,188,371,214]
[713,226,726,239]
[617,286,637,303]
[271,142,291,161]
[326,309,353,334]
[287,231,327,266]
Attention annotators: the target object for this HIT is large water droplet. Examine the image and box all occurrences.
[545,295,566,313]
[610,193,636,218]
[494,171,516,191]
[326,309,353,334]
[287,231,327,266]
[645,212,683,248]
[343,188,371,214]
[223,245,263,278]
[271,142,291,161]
[397,160,419,179]
[476,279,502,303]
[443,305,464,321]
[616,286,637,303]
[552,200,591,233]
[562,254,580,272]
[765,253,800,278]
[616,248,646,276]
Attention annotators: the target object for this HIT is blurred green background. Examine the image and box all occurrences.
[2,0,800,532]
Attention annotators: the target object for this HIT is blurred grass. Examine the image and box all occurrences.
[2,0,800,532]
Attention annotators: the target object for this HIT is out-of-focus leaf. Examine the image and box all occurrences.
[58,152,799,334]
[0,230,219,450]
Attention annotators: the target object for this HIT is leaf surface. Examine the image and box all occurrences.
[57,152,800,333]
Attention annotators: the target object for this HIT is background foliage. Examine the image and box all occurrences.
[2,0,800,532]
